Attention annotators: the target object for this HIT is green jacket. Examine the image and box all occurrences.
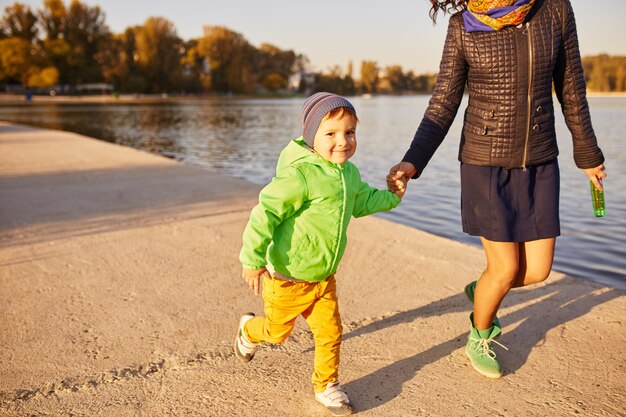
[240,138,401,282]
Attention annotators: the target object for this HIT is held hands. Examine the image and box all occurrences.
[387,162,417,196]
[389,175,409,198]
[584,163,607,191]
[241,267,271,295]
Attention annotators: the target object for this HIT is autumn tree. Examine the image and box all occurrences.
[1,3,38,41]
[0,2,58,87]
[180,38,208,91]
[0,37,34,84]
[196,26,256,94]
[314,73,355,96]
[314,66,355,96]
[412,72,437,93]
[583,54,626,92]
[360,60,379,93]
[38,0,111,85]
[256,43,298,91]
[292,53,309,74]
[177,38,202,93]
[64,0,110,82]
[133,17,183,93]
[101,28,148,92]
[384,65,410,92]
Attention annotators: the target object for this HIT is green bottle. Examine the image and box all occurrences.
[589,180,606,217]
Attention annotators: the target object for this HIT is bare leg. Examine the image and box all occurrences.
[473,238,519,330]
[474,237,556,329]
[512,238,556,288]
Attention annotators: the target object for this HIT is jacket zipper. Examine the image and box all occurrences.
[522,21,532,171]
[330,167,347,273]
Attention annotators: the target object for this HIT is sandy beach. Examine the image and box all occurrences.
[0,122,624,417]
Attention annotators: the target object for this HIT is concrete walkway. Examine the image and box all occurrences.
[0,122,624,417]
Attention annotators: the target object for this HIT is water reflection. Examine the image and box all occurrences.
[0,96,624,289]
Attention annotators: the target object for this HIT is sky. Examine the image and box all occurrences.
[3,0,626,74]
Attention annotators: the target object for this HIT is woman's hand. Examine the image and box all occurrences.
[389,176,408,198]
[584,163,607,191]
[386,162,417,192]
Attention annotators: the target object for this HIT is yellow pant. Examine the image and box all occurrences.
[244,275,342,393]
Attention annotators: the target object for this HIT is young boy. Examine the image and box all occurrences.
[235,92,407,416]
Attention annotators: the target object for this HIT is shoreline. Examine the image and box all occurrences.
[1,91,626,106]
[0,122,624,416]
[1,116,623,292]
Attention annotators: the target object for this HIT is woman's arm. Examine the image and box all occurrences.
[401,14,469,179]
[553,0,605,171]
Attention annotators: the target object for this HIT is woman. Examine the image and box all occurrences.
[388,0,607,378]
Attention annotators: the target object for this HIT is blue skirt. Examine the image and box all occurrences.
[460,159,560,242]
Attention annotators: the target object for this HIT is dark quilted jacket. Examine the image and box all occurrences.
[403,0,604,177]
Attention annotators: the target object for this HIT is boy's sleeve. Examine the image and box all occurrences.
[239,166,308,269]
[352,179,401,218]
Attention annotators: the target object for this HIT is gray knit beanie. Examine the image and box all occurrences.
[301,92,356,147]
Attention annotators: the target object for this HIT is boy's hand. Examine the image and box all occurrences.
[387,161,417,192]
[242,267,270,295]
[389,176,408,198]
[387,161,415,198]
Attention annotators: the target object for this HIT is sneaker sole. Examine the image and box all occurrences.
[315,401,353,416]
[464,347,501,379]
[234,337,254,362]
[326,405,353,416]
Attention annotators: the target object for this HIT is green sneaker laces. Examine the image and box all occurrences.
[469,336,508,360]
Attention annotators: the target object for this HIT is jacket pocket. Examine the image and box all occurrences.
[464,105,499,143]
[469,97,499,112]
[531,101,554,134]
[465,99,499,128]
[465,112,498,130]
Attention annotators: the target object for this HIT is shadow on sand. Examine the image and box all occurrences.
[344,281,622,413]
[0,164,259,248]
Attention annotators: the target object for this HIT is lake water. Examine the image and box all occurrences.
[1,96,624,290]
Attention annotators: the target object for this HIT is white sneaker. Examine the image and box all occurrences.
[234,313,259,363]
[315,381,353,416]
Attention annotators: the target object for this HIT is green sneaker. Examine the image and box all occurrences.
[464,280,477,303]
[465,313,508,379]
[464,280,501,329]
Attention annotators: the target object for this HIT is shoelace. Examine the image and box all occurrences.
[324,383,349,405]
[469,336,508,360]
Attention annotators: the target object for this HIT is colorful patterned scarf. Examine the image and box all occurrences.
[463,0,536,32]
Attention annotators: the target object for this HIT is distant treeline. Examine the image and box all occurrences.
[0,1,624,96]
[583,55,626,92]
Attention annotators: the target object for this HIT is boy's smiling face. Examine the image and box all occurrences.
[312,111,357,164]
